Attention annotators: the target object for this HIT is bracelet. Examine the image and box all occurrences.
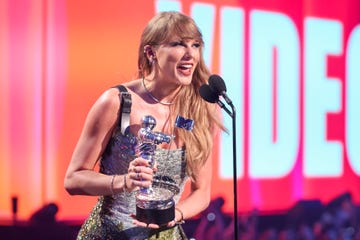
[110,175,116,195]
[123,174,128,193]
[175,207,184,223]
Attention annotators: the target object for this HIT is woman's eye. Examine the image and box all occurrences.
[169,41,201,48]
[170,41,183,47]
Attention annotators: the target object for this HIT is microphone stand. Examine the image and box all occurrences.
[230,103,238,240]
[201,82,238,239]
[219,100,238,240]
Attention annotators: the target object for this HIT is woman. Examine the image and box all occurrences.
[64,11,224,239]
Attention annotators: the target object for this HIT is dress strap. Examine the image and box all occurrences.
[113,85,132,135]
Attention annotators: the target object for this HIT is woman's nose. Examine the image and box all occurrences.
[184,46,195,59]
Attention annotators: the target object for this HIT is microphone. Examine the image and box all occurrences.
[199,84,218,103]
[199,84,233,117]
[200,75,238,240]
[208,74,233,106]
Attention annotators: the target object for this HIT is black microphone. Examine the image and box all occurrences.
[199,84,233,117]
[199,84,218,103]
[204,74,238,240]
[201,75,238,240]
[208,74,233,106]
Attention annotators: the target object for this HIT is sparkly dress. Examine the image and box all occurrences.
[76,127,189,240]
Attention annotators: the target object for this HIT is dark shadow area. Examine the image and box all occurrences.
[188,192,360,240]
[0,202,80,240]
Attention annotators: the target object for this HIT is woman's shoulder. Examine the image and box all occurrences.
[121,79,142,93]
[89,87,125,117]
[98,79,140,102]
[93,79,142,110]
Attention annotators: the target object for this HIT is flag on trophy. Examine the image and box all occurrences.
[175,115,194,131]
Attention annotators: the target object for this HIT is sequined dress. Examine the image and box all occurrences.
[76,127,189,240]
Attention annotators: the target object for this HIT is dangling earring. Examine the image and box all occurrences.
[149,55,157,67]
[144,45,156,67]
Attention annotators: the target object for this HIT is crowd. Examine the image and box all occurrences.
[187,192,360,240]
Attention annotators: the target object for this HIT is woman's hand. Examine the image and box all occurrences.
[131,207,183,229]
[126,158,156,191]
[131,217,161,229]
[131,217,178,229]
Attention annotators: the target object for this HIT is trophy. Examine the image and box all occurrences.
[135,115,194,226]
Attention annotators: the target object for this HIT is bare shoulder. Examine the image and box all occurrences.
[96,87,123,107]
[122,79,142,94]
[86,88,125,123]
[94,81,142,112]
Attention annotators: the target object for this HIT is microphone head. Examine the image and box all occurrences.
[209,74,227,94]
[199,84,219,103]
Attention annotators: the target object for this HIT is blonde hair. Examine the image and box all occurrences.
[137,11,224,177]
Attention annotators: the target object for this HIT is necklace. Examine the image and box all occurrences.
[142,77,174,105]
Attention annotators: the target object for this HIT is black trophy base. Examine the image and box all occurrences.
[136,204,175,226]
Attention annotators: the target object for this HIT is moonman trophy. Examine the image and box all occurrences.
[135,115,194,226]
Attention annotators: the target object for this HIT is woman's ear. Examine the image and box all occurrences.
[144,45,155,58]
[144,45,156,66]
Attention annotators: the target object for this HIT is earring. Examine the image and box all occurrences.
[144,45,151,54]
[148,55,157,66]
[144,46,155,66]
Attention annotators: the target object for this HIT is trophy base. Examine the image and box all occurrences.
[135,186,175,226]
[136,204,175,226]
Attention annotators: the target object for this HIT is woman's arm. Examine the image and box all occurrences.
[174,118,222,223]
[174,151,213,222]
[64,88,153,196]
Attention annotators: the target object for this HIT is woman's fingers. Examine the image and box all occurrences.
[127,157,155,189]
[129,157,152,168]
[129,173,152,188]
[130,214,160,229]
[167,219,177,227]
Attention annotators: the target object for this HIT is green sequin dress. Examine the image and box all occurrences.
[76,128,189,240]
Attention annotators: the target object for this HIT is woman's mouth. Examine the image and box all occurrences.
[177,64,193,75]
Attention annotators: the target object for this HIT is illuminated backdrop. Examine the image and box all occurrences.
[0,0,359,220]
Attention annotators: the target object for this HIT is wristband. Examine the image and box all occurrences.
[175,207,184,223]
[123,174,129,193]
[110,175,116,195]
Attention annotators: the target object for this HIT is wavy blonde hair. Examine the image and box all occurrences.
[137,11,224,177]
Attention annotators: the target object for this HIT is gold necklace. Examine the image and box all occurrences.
[142,78,174,105]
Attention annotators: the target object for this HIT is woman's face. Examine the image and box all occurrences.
[153,37,201,86]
